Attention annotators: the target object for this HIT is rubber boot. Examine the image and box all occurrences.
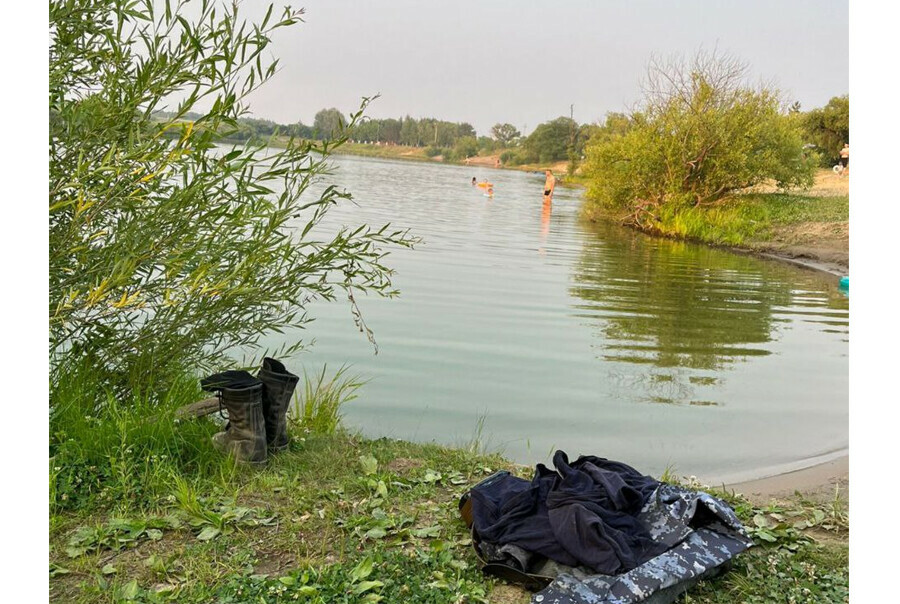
[257,358,300,452]
[201,371,267,466]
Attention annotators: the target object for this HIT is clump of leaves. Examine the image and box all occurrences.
[171,476,278,540]
[65,494,277,559]
[215,556,386,603]
[292,365,365,435]
[65,516,179,558]
[50,0,416,393]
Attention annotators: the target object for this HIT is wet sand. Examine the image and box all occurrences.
[724,455,849,504]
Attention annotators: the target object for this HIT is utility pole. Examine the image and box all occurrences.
[568,104,577,176]
[569,104,576,148]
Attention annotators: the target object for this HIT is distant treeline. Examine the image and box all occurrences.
[153,109,479,146]
[153,94,848,167]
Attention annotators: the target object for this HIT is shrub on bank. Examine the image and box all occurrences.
[583,50,816,230]
[499,148,537,166]
[49,1,414,397]
[452,136,479,161]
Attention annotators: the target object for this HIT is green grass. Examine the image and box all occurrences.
[584,192,849,247]
[49,361,234,519]
[677,479,849,603]
[50,429,514,603]
[50,366,848,603]
[292,365,365,435]
[327,142,434,162]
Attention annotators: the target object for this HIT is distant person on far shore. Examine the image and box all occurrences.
[839,143,849,176]
[543,170,556,203]
[495,157,501,168]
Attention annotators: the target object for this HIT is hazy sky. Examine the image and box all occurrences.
[239,0,848,135]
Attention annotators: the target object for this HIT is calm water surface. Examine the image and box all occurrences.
[267,154,848,483]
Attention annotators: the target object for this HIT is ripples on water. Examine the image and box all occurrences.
[259,154,848,483]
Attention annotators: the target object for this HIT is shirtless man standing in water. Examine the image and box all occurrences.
[543,170,556,203]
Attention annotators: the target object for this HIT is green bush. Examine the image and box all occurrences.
[453,135,479,160]
[424,146,443,157]
[799,95,849,166]
[524,117,577,163]
[501,149,536,166]
[49,0,415,392]
[49,358,228,513]
[292,366,365,435]
[477,136,497,154]
[583,51,816,228]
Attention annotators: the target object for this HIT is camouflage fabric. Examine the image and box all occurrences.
[531,484,752,604]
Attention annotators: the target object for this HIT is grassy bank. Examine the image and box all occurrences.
[582,171,849,269]
[49,370,849,603]
[324,142,435,163]
[583,192,848,246]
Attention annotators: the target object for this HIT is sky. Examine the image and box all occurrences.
[236,0,848,136]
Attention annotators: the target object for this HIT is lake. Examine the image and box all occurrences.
[267,153,848,483]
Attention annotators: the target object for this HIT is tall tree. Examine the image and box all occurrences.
[491,123,521,146]
[313,108,345,139]
[458,122,477,139]
[583,50,815,226]
[524,117,577,162]
[400,116,419,146]
[801,95,849,163]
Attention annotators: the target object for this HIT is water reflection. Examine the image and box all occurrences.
[569,221,848,405]
[539,200,552,253]
[273,154,847,479]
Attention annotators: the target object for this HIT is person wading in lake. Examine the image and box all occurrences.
[543,170,556,203]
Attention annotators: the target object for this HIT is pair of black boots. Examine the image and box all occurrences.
[200,358,300,466]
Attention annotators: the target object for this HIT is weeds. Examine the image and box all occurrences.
[50,365,847,603]
[585,191,848,248]
[291,365,365,435]
[462,413,491,456]
[662,472,849,604]
[49,360,230,515]
[51,430,508,603]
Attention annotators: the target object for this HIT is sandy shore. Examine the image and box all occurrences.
[743,170,850,273]
[724,455,849,504]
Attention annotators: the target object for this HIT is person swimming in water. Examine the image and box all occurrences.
[472,177,477,185]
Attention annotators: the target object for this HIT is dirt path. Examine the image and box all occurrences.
[464,154,501,168]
